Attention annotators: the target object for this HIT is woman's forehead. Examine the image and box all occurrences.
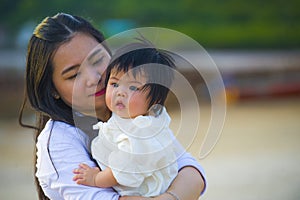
[52,33,100,70]
[85,43,110,61]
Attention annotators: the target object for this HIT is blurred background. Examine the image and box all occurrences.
[0,0,299,199]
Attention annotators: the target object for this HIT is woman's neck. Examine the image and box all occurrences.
[95,106,111,122]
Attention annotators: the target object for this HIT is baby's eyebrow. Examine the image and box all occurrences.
[109,77,119,81]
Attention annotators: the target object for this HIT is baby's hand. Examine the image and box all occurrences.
[73,163,100,186]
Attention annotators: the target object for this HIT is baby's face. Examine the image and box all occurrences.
[105,69,150,118]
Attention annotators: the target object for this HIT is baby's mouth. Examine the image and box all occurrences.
[116,101,125,110]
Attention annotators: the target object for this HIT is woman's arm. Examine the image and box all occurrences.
[119,166,205,200]
[120,151,206,200]
[36,121,120,199]
[120,134,206,200]
[162,148,206,200]
[163,166,205,200]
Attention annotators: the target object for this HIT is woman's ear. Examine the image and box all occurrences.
[52,91,60,99]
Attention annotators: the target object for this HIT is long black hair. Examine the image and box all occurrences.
[18,13,107,200]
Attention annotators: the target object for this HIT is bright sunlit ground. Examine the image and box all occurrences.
[0,97,299,200]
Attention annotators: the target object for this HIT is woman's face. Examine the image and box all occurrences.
[52,33,111,117]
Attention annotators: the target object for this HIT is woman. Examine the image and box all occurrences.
[19,13,205,200]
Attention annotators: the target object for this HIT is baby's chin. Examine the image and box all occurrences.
[114,110,139,119]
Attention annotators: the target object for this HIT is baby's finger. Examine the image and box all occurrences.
[73,174,82,181]
[73,168,80,174]
[79,163,90,169]
[73,168,84,174]
[76,179,87,185]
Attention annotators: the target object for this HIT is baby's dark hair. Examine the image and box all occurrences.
[105,38,176,108]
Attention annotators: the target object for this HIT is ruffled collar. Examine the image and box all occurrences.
[107,106,171,139]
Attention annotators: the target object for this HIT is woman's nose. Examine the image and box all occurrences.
[86,70,101,87]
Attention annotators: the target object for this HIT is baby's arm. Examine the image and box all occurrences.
[73,163,118,188]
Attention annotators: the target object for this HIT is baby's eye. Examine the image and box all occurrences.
[112,83,119,88]
[129,86,139,91]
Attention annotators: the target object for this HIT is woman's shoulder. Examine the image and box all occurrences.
[39,119,87,143]
[43,119,77,133]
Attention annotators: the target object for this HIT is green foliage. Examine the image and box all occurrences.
[0,0,299,49]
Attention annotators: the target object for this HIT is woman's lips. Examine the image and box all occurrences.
[95,88,106,97]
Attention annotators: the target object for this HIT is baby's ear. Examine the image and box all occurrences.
[148,104,163,117]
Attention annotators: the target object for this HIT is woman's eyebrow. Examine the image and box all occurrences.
[87,48,103,62]
[61,65,80,75]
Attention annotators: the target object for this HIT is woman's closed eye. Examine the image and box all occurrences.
[62,65,80,80]
[67,72,79,80]
[91,56,103,66]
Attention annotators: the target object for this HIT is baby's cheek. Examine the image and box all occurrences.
[105,91,113,110]
[129,95,149,115]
